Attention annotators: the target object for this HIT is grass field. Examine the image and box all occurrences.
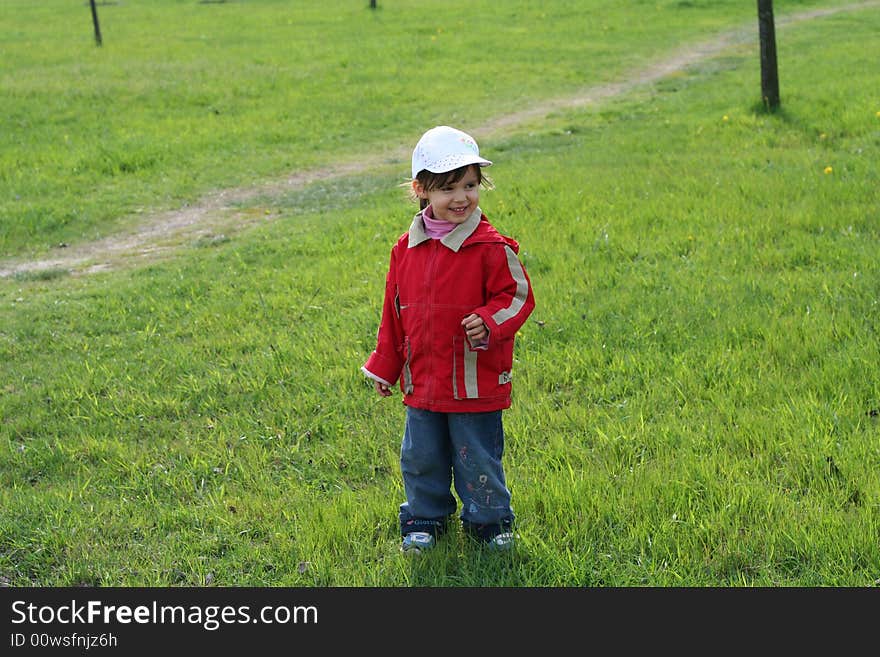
[3,0,835,259]
[1,0,879,586]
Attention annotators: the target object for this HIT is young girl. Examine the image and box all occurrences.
[361,126,536,553]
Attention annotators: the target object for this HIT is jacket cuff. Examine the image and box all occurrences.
[360,366,393,387]
[362,351,401,386]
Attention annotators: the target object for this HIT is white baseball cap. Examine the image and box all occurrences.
[411,126,493,179]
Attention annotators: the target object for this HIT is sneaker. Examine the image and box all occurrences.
[401,531,435,553]
[486,531,516,551]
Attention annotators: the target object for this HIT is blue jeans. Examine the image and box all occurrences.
[399,406,514,541]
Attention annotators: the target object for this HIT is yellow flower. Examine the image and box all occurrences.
[823,166,833,175]
[722,115,729,122]
[819,133,827,140]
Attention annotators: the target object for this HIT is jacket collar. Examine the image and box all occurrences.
[408,206,483,252]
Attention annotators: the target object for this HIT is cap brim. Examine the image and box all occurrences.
[414,154,493,178]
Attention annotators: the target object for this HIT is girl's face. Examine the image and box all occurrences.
[413,165,480,224]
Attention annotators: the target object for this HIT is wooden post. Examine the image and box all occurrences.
[89,0,103,46]
[757,0,779,109]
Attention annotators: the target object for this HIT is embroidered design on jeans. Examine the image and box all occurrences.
[458,445,475,473]
[466,474,499,512]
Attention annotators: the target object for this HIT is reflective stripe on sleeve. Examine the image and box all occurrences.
[491,245,529,325]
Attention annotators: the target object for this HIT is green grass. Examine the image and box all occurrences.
[1,0,833,259]
[1,1,879,586]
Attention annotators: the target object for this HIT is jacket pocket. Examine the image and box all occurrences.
[452,335,479,400]
[401,336,414,394]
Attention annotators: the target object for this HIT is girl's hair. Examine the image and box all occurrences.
[410,164,494,210]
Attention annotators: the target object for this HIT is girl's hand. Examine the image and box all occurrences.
[374,380,393,397]
[461,313,488,344]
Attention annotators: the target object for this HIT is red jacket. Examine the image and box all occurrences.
[362,207,535,412]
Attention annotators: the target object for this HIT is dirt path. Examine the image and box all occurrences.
[2,2,875,279]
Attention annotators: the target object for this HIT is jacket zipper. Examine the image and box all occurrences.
[424,240,439,401]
